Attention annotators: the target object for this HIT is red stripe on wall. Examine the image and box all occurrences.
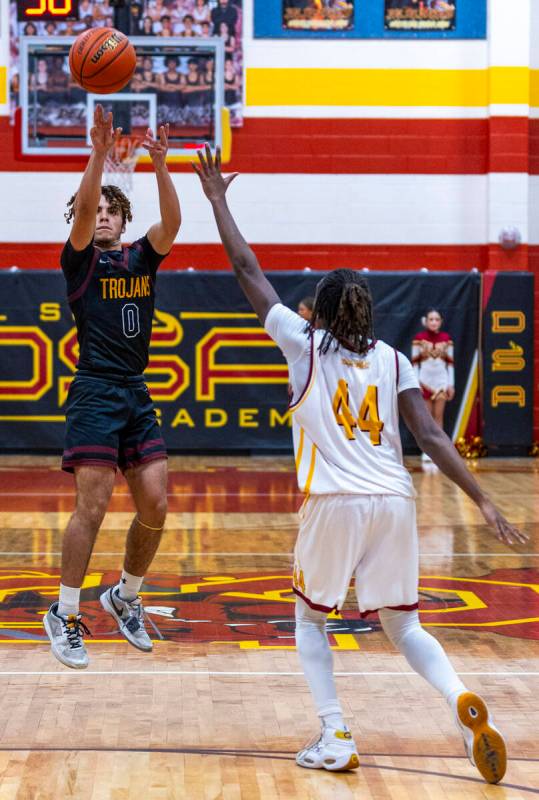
[0,116,527,175]
[0,242,530,271]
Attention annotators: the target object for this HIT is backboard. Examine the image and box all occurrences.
[18,35,230,162]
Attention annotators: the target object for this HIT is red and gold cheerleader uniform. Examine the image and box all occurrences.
[411,330,454,400]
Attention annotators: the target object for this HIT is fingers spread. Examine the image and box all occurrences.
[197,147,209,174]
[204,141,213,169]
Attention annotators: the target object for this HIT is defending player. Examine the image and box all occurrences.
[43,106,181,669]
[192,145,528,784]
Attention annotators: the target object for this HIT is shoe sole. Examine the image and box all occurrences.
[297,752,360,771]
[43,615,88,670]
[99,591,153,652]
[457,692,507,784]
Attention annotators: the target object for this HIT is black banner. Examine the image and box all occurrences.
[0,270,481,453]
[482,271,534,454]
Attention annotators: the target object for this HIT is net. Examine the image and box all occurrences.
[104,135,143,196]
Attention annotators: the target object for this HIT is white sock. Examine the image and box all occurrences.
[58,584,81,617]
[295,598,345,730]
[379,608,466,705]
[118,570,143,601]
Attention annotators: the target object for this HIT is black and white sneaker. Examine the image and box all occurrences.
[43,602,90,669]
[100,586,153,652]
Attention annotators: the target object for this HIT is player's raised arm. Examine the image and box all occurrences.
[193,143,280,324]
[143,123,182,255]
[69,104,121,251]
[398,388,528,546]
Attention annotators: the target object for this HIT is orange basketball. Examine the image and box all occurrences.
[69,27,136,94]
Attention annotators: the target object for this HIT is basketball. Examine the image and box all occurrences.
[69,27,136,94]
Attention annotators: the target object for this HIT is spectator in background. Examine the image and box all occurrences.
[224,55,239,106]
[140,57,159,90]
[148,0,169,23]
[218,21,236,53]
[297,297,314,322]
[180,14,197,36]
[211,0,238,31]
[78,0,94,19]
[159,15,174,36]
[158,56,185,92]
[200,20,211,37]
[94,0,112,22]
[23,22,38,35]
[44,21,58,35]
[141,15,155,35]
[31,57,49,91]
[49,55,70,93]
[60,20,78,36]
[193,0,211,25]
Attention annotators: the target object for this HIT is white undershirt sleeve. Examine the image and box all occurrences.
[264,303,311,365]
[397,351,420,394]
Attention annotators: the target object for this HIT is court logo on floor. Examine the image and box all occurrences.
[0,569,537,646]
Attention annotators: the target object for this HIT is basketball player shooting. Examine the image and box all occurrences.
[43,105,181,669]
[193,144,528,784]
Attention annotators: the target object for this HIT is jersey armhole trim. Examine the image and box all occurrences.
[67,247,100,304]
[394,348,400,390]
[289,328,316,414]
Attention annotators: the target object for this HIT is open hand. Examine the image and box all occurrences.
[479,499,528,546]
[90,104,121,156]
[192,142,238,202]
[142,123,169,169]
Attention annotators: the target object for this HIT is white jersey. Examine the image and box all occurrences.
[265,303,419,498]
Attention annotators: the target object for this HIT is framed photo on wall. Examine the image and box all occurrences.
[282,1,355,32]
[384,1,456,32]
[255,0,483,39]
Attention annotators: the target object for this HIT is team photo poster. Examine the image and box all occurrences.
[282,0,354,31]
[385,0,456,31]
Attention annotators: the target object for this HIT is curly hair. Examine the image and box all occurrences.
[64,185,133,226]
[311,269,374,356]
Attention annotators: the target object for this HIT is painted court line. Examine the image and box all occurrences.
[0,552,537,557]
[0,670,537,677]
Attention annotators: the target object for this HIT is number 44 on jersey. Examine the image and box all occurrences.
[332,379,384,446]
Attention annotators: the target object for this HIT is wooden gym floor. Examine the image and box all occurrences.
[0,454,537,799]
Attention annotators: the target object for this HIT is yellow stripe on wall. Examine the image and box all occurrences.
[246,67,531,108]
[0,67,7,105]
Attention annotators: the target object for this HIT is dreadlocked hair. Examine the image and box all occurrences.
[64,185,133,225]
[311,269,374,355]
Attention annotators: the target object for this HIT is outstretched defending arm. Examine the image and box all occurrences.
[398,388,528,546]
[70,104,121,251]
[144,124,182,255]
[192,144,280,324]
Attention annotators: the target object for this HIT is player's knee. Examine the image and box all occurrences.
[140,496,167,529]
[74,497,108,532]
[379,608,421,648]
[295,597,327,631]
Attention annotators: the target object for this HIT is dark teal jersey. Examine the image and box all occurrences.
[61,236,167,376]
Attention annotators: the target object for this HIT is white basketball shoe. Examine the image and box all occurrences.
[43,602,90,669]
[296,725,360,771]
[100,586,153,652]
[454,691,507,784]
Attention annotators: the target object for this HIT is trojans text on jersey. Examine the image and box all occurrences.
[99,275,152,301]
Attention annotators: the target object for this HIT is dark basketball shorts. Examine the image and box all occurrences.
[62,371,167,473]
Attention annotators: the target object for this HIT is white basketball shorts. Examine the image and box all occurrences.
[292,494,419,616]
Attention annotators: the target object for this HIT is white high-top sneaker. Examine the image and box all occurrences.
[296,725,360,772]
[454,691,507,784]
[43,602,90,669]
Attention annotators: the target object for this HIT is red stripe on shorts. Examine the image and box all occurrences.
[292,586,337,614]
